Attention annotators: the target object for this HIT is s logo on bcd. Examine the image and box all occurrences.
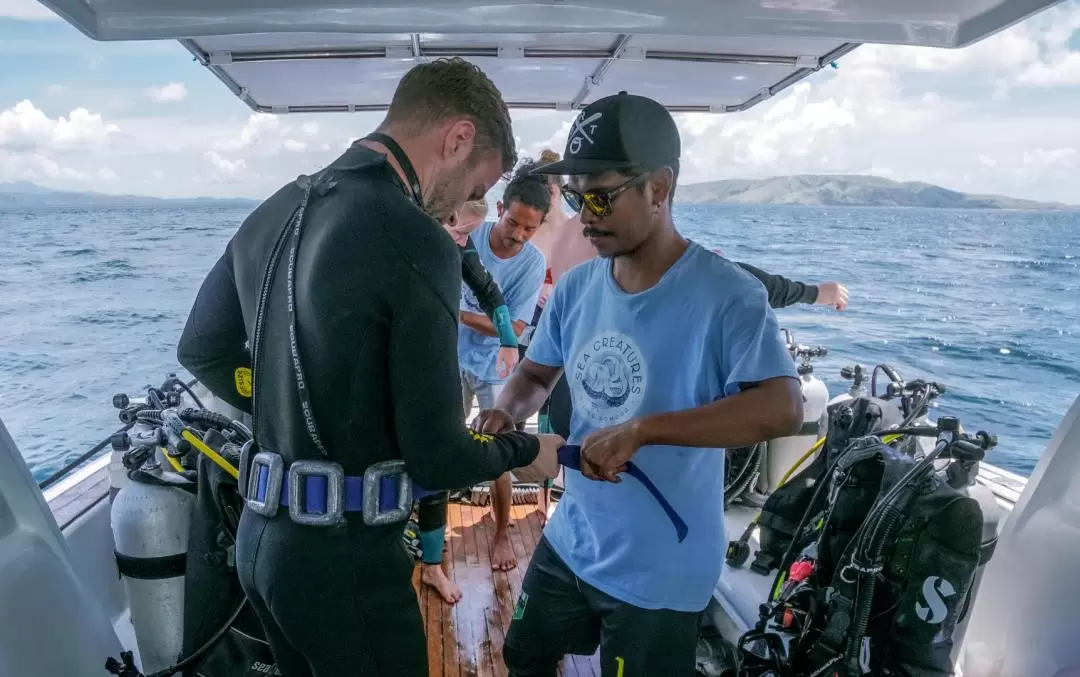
[915,575,955,624]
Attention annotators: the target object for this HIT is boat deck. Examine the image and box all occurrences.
[410,501,600,677]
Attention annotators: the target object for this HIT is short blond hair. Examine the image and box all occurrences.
[539,148,562,186]
[461,198,488,219]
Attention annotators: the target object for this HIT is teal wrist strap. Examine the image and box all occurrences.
[493,305,518,348]
[419,527,446,565]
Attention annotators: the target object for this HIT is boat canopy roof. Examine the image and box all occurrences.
[38,0,1063,114]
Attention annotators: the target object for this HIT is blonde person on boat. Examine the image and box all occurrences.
[473,91,804,676]
[175,57,564,677]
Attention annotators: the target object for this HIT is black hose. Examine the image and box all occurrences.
[178,408,252,442]
[146,599,247,677]
[725,443,763,506]
[136,410,164,424]
[147,388,165,409]
[173,380,205,409]
[37,422,136,490]
[844,502,906,670]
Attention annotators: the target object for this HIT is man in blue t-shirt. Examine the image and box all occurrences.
[456,161,548,572]
[473,92,804,676]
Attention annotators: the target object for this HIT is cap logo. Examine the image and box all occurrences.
[568,111,602,155]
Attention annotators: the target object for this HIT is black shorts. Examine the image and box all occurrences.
[542,372,572,439]
[503,536,702,677]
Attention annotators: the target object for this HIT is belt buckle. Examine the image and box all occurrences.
[237,440,255,499]
[287,460,345,527]
[362,460,413,526]
[244,451,283,517]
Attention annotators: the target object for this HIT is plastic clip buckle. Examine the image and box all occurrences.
[287,460,345,527]
[244,451,283,517]
[362,459,413,526]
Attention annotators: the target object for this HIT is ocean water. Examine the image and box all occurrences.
[1,204,1077,483]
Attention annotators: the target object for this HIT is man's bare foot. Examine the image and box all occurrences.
[490,531,517,571]
[537,488,551,526]
[421,563,462,605]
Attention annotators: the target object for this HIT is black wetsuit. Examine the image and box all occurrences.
[176,143,538,677]
[416,236,514,566]
[461,235,514,344]
[540,261,821,439]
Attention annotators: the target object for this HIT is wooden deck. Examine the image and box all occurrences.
[411,501,601,677]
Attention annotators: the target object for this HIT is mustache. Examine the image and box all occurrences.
[583,227,613,237]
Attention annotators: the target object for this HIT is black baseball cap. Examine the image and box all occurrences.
[532,91,681,176]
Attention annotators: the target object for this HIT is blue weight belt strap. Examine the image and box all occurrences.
[250,464,438,514]
[557,445,689,543]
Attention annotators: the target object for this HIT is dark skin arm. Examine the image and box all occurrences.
[490,358,564,424]
[580,376,803,482]
[176,241,253,413]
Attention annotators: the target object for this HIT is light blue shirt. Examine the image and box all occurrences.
[459,220,546,385]
[525,242,799,612]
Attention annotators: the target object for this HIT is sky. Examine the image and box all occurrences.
[1,0,1079,202]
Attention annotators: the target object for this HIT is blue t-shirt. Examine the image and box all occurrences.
[525,242,799,612]
[459,221,547,384]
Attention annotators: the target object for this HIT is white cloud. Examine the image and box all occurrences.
[148,82,188,103]
[0,100,119,151]
[204,151,246,181]
[0,0,57,19]
[3,1,1079,202]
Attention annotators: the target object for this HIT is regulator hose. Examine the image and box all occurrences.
[724,442,763,506]
[105,599,247,677]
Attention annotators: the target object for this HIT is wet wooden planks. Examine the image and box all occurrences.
[412,502,600,677]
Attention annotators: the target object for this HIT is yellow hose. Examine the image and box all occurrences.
[180,429,240,479]
[776,437,825,488]
[161,447,185,474]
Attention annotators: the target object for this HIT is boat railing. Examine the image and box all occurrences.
[35,377,199,492]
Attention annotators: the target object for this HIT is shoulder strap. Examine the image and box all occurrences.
[363,132,423,208]
[250,171,337,458]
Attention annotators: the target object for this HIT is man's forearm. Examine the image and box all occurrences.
[494,359,562,423]
[634,377,803,449]
[459,310,526,338]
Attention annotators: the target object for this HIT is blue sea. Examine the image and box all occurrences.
[1,204,1077,483]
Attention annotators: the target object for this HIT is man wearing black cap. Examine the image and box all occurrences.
[472,92,804,675]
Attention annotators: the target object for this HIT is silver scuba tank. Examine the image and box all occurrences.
[110,463,196,674]
[947,471,1003,666]
[762,334,830,492]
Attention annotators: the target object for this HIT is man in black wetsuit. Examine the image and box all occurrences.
[413,200,524,605]
[175,57,563,677]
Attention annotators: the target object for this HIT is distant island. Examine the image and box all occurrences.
[5,175,1073,211]
[0,181,260,209]
[675,174,1072,210]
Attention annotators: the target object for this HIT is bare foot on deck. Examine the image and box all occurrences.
[421,563,462,605]
[537,487,551,526]
[490,531,517,571]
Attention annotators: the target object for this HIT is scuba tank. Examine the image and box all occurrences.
[762,334,829,492]
[111,461,196,673]
[946,464,1002,666]
[105,377,276,677]
[827,363,867,409]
